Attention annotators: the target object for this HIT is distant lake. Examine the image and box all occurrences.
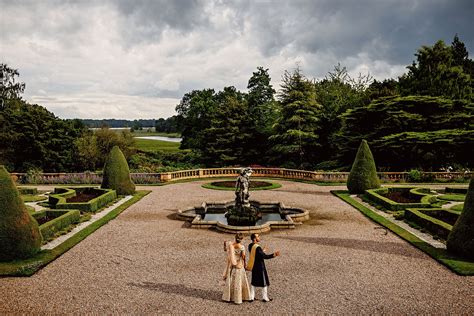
[135,136,182,143]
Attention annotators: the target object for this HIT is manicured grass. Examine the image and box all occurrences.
[331,190,474,276]
[450,203,464,213]
[202,181,282,191]
[0,191,150,277]
[21,195,48,202]
[437,194,466,202]
[134,138,182,153]
[132,131,181,138]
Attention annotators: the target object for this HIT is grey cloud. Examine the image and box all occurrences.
[228,0,474,65]
[112,0,211,45]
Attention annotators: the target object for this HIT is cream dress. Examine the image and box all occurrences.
[222,242,251,304]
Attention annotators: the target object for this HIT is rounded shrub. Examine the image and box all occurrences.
[0,165,42,261]
[447,177,474,259]
[101,146,135,195]
[347,140,380,194]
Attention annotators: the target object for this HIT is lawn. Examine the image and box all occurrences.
[134,138,182,153]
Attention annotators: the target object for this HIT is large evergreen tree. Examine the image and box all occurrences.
[270,68,321,168]
[243,67,277,165]
[398,36,472,100]
[200,87,250,166]
[337,96,473,170]
[175,89,216,152]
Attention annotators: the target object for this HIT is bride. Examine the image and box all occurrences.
[222,233,251,304]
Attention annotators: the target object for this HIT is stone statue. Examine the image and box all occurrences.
[225,167,261,226]
[235,167,252,207]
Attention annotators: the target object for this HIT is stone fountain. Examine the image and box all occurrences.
[177,167,310,233]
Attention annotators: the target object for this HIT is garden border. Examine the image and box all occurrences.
[0,191,150,277]
[331,190,474,276]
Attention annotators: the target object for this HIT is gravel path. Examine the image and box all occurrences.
[1,181,473,314]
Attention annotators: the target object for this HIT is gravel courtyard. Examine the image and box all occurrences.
[1,180,473,314]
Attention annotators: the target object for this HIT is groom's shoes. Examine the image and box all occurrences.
[262,298,273,302]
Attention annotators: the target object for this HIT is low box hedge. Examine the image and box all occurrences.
[18,187,38,195]
[405,208,453,240]
[32,209,81,241]
[364,187,433,211]
[49,188,76,205]
[445,187,468,194]
[54,188,117,212]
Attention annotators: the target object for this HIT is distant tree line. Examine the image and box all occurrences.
[177,35,473,171]
[1,35,472,172]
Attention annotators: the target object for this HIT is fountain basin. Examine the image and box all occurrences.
[177,200,309,233]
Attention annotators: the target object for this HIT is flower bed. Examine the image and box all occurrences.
[32,209,81,241]
[48,187,117,212]
[364,187,434,211]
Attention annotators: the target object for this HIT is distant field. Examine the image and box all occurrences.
[135,138,182,152]
[132,130,181,138]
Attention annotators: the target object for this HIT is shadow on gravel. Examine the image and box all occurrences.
[276,236,427,259]
[128,282,222,302]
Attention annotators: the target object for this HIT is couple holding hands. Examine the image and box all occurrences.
[222,233,280,304]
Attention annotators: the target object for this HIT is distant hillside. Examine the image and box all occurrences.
[81,119,156,128]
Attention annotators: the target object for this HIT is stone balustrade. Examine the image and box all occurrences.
[10,169,472,185]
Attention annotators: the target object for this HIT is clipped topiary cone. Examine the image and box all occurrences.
[447,177,474,260]
[101,146,135,195]
[0,165,42,261]
[347,139,380,194]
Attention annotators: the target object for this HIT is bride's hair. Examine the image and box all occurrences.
[235,233,244,243]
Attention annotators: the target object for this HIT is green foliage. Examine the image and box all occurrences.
[176,88,216,151]
[129,150,200,172]
[270,67,321,168]
[398,37,473,100]
[155,115,181,134]
[314,64,372,165]
[199,87,250,166]
[1,64,25,103]
[408,169,423,182]
[101,146,136,195]
[337,96,474,170]
[347,140,380,193]
[0,191,150,276]
[0,99,86,172]
[243,67,278,164]
[0,165,42,261]
[75,127,136,171]
[447,178,474,259]
[32,210,81,241]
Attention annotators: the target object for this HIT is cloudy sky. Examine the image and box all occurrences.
[1,0,473,119]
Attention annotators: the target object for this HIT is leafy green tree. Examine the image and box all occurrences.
[75,127,135,171]
[176,89,216,151]
[101,146,135,195]
[314,64,372,168]
[447,177,474,259]
[1,64,26,108]
[347,140,380,194]
[398,37,472,100]
[243,67,277,164]
[270,67,321,168]
[0,165,42,261]
[337,96,474,170]
[0,99,85,172]
[200,87,250,166]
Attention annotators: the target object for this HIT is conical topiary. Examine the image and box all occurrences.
[0,165,42,261]
[347,139,380,194]
[101,146,135,195]
[447,177,474,259]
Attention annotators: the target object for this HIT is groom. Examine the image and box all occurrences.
[247,233,280,302]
